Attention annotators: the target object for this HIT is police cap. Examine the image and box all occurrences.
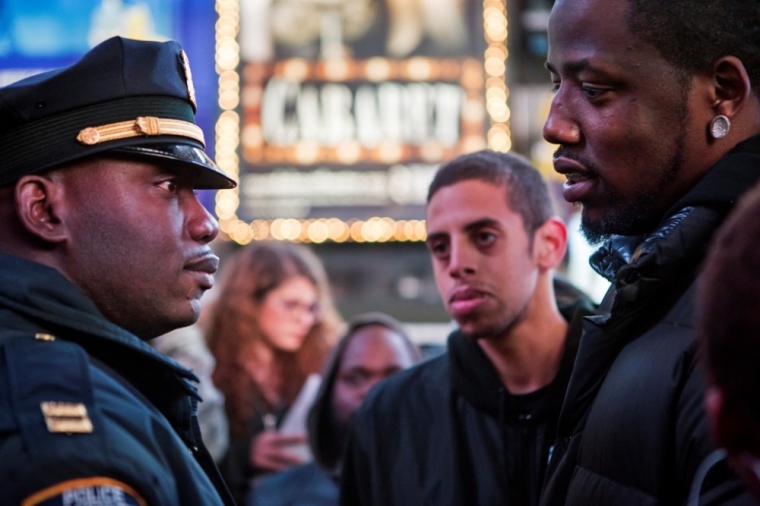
[0,36,236,190]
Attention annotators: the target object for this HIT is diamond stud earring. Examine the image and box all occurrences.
[710,115,731,139]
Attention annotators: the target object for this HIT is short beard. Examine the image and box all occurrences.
[580,129,686,245]
[457,301,527,341]
[581,150,684,244]
[460,319,515,341]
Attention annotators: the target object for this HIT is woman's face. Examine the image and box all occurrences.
[258,275,319,352]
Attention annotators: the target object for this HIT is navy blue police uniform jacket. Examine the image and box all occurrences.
[0,252,235,506]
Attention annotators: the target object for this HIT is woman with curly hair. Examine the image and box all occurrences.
[207,241,344,504]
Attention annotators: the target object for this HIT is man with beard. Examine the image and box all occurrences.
[0,37,237,505]
[540,0,760,504]
[339,150,595,506]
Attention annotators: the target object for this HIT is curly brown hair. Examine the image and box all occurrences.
[207,241,344,439]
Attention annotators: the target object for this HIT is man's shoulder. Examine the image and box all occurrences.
[0,333,151,502]
[356,353,450,425]
[370,353,449,401]
[0,330,222,505]
[0,330,158,436]
[350,354,453,443]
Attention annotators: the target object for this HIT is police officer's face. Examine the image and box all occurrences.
[60,156,219,339]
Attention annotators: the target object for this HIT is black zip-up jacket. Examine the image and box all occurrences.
[340,299,594,506]
[540,135,760,506]
[0,253,235,506]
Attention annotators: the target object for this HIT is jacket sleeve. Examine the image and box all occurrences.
[676,350,754,506]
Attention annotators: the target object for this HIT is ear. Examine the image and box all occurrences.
[15,174,69,244]
[532,217,567,271]
[710,56,752,120]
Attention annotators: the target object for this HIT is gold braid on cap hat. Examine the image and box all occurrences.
[76,116,204,146]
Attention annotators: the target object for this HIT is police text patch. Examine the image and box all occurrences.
[22,477,146,506]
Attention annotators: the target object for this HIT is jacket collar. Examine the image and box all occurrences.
[590,133,760,285]
[0,252,198,383]
[555,134,760,438]
[448,299,593,419]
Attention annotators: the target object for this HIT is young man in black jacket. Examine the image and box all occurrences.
[340,150,594,506]
[541,0,760,504]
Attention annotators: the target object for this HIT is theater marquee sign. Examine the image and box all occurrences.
[214,0,511,244]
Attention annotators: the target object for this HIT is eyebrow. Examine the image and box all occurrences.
[463,217,501,233]
[545,59,591,75]
[426,217,502,244]
[547,59,623,84]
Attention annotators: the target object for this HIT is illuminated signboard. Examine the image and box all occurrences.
[215,0,510,244]
[0,0,177,79]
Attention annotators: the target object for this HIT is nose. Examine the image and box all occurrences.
[543,93,581,146]
[186,193,219,244]
[447,239,476,279]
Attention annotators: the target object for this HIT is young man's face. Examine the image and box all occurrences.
[60,157,220,339]
[544,0,712,243]
[426,179,541,340]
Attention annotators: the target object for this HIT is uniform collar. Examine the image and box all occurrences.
[0,251,198,383]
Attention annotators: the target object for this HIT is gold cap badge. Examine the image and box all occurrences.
[180,50,197,110]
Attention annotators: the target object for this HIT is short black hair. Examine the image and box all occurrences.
[698,181,760,421]
[427,150,553,237]
[627,0,760,96]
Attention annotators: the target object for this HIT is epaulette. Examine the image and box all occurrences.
[0,331,103,453]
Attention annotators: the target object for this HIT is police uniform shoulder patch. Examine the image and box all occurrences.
[40,401,93,433]
[22,477,146,506]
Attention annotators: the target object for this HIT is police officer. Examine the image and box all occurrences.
[0,37,237,505]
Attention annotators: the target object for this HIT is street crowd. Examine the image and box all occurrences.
[2,1,760,505]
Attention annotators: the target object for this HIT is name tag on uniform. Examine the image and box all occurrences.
[22,477,146,506]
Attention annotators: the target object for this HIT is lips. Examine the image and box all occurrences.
[448,287,489,316]
[553,156,597,203]
[184,253,219,290]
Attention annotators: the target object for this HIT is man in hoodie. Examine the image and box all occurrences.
[340,150,595,506]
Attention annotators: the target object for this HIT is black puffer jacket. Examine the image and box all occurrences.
[541,135,760,506]
[341,299,594,506]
